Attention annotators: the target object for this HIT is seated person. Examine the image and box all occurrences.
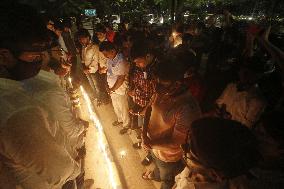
[174,117,261,189]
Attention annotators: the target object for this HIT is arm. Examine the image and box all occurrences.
[109,75,126,92]
[257,26,284,71]
[151,104,201,151]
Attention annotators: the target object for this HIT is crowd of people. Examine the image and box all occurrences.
[0,2,284,189]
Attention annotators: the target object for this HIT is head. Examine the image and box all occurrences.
[153,55,185,95]
[96,24,107,42]
[53,20,64,37]
[76,29,91,46]
[171,46,197,75]
[130,41,153,68]
[183,118,260,181]
[99,41,117,59]
[62,18,72,32]
[237,56,271,91]
[46,20,55,31]
[0,3,49,80]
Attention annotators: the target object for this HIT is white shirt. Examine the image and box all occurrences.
[216,83,266,128]
[0,78,80,189]
[82,43,107,73]
[107,53,129,95]
[22,70,85,157]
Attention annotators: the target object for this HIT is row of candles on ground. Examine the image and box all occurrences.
[67,77,122,189]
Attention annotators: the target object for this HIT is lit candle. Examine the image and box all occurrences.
[68,77,73,88]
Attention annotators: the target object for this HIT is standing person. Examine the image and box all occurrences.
[62,18,79,80]
[0,3,80,188]
[128,41,157,165]
[129,41,156,131]
[141,56,202,189]
[99,41,130,134]
[77,28,109,105]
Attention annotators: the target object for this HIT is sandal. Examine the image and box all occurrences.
[141,154,152,166]
[142,171,155,180]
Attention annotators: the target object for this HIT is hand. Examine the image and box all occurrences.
[99,66,107,74]
[83,67,91,74]
[129,109,140,116]
[106,87,114,94]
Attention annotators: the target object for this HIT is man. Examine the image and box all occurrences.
[129,41,156,130]
[0,3,80,188]
[77,28,109,105]
[61,18,79,79]
[99,41,130,134]
[95,24,108,43]
[174,117,261,189]
[216,56,267,128]
[128,41,157,165]
[141,56,201,189]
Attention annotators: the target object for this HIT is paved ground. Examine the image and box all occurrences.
[82,95,159,189]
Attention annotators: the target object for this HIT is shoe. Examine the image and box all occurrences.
[141,154,152,166]
[119,127,129,135]
[112,121,123,126]
[132,142,142,149]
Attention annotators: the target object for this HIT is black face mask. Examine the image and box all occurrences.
[7,58,42,81]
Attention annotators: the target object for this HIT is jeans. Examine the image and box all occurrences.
[151,152,184,189]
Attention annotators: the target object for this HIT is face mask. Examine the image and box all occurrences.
[7,58,42,80]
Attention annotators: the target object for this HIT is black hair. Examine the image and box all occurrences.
[99,41,116,52]
[96,23,106,33]
[153,55,185,82]
[182,33,194,44]
[53,19,64,31]
[62,18,72,29]
[0,3,49,55]
[76,28,91,39]
[130,41,151,60]
[190,117,260,179]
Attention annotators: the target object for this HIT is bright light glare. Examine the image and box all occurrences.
[80,86,121,189]
[68,77,73,88]
[119,150,126,158]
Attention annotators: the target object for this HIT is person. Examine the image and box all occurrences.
[99,41,130,134]
[61,18,79,79]
[77,28,109,105]
[171,46,206,104]
[129,41,156,130]
[174,117,261,189]
[141,55,201,189]
[95,23,108,43]
[128,41,157,165]
[215,56,267,128]
[0,3,80,188]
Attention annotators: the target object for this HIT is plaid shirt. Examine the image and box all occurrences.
[131,67,155,107]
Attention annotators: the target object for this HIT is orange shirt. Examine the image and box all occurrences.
[148,90,201,162]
